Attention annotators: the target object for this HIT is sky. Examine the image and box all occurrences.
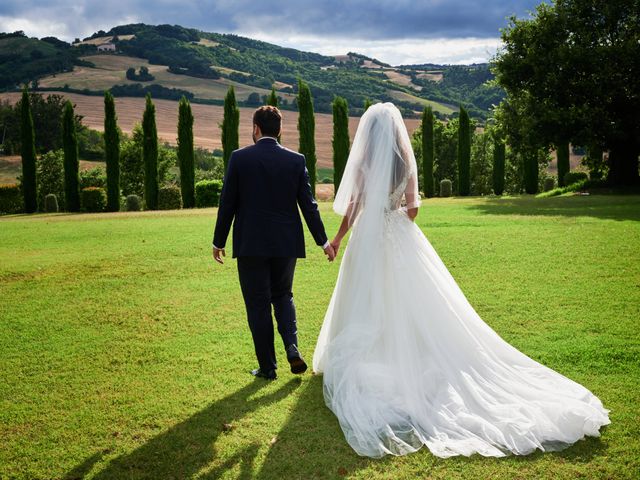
[0,0,542,65]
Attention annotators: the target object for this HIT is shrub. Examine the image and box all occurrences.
[195,179,223,207]
[158,185,182,210]
[543,177,556,191]
[0,184,22,214]
[81,187,106,212]
[125,194,142,211]
[321,177,332,184]
[563,171,589,186]
[440,179,452,197]
[37,150,65,211]
[80,167,107,189]
[44,193,59,212]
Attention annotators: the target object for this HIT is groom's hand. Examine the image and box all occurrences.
[213,247,225,264]
[323,244,336,262]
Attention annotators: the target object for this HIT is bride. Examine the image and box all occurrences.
[312,102,610,458]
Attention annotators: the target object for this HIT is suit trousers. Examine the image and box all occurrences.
[236,256,298,372]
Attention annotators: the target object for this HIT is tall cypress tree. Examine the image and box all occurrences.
[457,105,471,196]
[266,87,281,143]
[222,86,239,173]
[421,106,435,198]
[177,96,195,208]
[332,96,350,190]
[556,141,570,186]
[492,138,506,196]
[142,93,159,210]
[297,79,317,197]
[104,91,120,212]
[62,101,80,212]
[19,86,37,213]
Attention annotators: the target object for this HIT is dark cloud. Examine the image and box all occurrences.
[0,0,541,40]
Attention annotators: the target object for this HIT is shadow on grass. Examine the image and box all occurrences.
[63,375,610,479]
[63,378,301,480]
[255,374,378,479]
[465,194,640,222]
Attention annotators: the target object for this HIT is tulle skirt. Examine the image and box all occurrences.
[312,208,610,458]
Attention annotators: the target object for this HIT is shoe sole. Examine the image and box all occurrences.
[288,357,308,374]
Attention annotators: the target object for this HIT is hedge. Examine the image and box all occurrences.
[195,180,223,207]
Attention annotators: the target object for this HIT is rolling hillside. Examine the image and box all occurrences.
[1,24,504,120]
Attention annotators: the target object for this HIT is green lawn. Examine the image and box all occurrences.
[1,195,639,479]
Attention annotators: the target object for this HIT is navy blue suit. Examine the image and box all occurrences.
[212,137,328,372]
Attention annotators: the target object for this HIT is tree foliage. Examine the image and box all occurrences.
[104,91,120,211]
[421,106,435,198]
[62,101,80,211]
[142,93,159,210]
[178,96,195,208]
[297,79,317,196]
[221,86,239,173]
[20,87,38,213]
[332,96,349,190]
[457,105,471,196]
[493,0,640,185]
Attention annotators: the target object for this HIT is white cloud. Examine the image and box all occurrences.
[244,33,504,65]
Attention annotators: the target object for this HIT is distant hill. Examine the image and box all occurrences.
[0,24,504,119]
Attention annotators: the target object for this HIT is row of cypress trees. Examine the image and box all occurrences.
[419,104,507,197]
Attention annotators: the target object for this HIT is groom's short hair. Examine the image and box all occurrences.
[253,106,282,137]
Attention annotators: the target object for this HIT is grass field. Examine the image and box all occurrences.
[1,195,639,479]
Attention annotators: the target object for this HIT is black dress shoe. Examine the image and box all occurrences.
[285,344,308,374]
[250,368,277,380]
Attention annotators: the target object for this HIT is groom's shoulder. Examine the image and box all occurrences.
[278,145,306,163]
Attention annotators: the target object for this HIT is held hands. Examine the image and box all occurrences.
[324,243,336,262]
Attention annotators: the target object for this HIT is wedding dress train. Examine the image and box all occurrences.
[312,103,610,458]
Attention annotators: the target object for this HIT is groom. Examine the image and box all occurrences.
[212,105,335,380]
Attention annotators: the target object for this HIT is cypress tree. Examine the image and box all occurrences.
[492,138,506,195]
[421,106,435,198]
[221,86,239,173]
[297,79,317,197]
[266,87,281,143]
[556,141,570,186]
[19,86,37,213]
[177,96,195,208]
[104,91,120,212]
[62,101,80,212]
[266,87,278,107]
[142,93,159,210]
[332,96,350,190]
[457,105,471,196]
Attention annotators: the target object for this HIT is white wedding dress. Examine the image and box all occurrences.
[312,103,610,458]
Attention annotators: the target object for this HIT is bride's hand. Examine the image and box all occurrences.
[330,238,341,256]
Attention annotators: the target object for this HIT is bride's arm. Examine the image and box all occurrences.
[331,214,351,256]
[404,172,420,221]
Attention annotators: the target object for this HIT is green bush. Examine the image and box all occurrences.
[80,167,107,189]
[321,177,332,184]
[563,171,589,186]
[543,177,556,191]
[81,187,106,212]
[44,193,59,212]
[158,185,182,210]
[125,194,142,211]
[0,184,22,215]
[37,150,65,211]
[195,180,223,207]
[440,179,452,197]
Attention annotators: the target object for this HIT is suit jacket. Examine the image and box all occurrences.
[212,137,328,258]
